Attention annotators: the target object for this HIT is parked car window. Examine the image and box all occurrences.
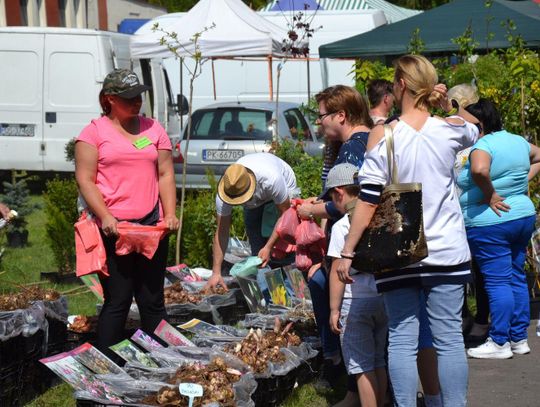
[189,108,272,140]
[284,108,312,140]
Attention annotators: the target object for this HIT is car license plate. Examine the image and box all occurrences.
[203,149,243,161]
[0,123,35,137]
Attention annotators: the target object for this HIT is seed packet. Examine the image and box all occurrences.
[154,319,195,347]
[265,268,292,307]
[131,329,165,352]
[283,265,311,300]
[40,353,123,402]
[178,319,235,337]
[69,342,125,375]
[236,275,267,313]
[110,339,158,368]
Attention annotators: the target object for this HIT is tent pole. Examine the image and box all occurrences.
[180,57,184,130]
[306,58,311,102]
[268,56,273,101]
[212,58,217,100]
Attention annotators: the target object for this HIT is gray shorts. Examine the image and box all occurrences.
[340,296,388,375]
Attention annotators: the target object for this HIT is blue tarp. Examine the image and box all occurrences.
[269,0,323,11]
[118,19,151,35]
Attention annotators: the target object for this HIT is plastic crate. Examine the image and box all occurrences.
[23,330,45,357]
[0,365,22,407]
[252,376,279,407]
[0,335,24,372]
[46,317,68,355]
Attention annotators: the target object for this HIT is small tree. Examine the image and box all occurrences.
[1,179,39,246]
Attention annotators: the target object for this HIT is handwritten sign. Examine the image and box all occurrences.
[179,383,203,407]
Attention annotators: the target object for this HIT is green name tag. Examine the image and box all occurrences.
[133,136,152,149]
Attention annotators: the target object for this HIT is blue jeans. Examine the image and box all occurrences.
[384,284,468,407]
[467,215,535,345]
[308,267,341,358]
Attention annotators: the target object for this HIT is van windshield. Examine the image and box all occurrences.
[188,108,273,140]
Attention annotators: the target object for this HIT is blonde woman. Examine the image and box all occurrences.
[335,55,480,406]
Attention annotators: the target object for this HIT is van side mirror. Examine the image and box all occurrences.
[177,94,189,115]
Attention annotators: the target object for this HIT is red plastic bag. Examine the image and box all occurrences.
[295,219,325,246]
[295,246,313,271]
[272,238,296,260]
[309,239,326,264]
[74,212,108,277]
[275,206,300,244]
[115,222,169,259]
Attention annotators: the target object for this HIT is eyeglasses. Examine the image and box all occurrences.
[317,111,336,121]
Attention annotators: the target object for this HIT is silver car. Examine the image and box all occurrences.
[172,101,323,189]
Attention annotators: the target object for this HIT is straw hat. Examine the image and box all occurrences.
[217,164,257,205]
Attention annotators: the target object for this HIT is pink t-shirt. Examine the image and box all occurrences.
[77,116,172,220]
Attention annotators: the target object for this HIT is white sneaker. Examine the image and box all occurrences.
[467,338,513,359]
[510,339,530,355]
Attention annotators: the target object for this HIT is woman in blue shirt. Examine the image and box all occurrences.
[458,99,540,359]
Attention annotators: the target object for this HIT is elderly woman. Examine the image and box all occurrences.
[458,99,540,359]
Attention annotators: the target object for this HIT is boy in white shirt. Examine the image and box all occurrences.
[326,163,388,407]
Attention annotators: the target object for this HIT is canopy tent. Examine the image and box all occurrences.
[319,0,540,59]
[268,0,323,11]
[131,0,293,59]
[262,0,421,23]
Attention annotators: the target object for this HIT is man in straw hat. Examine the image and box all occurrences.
[206,152,298,290]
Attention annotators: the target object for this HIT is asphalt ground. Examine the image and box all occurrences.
[467,321,540,407]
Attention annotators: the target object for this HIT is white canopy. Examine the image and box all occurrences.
[131,0,293,59]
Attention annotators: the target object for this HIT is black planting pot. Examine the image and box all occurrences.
[6,230,28,248]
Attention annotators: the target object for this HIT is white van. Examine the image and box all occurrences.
[0,27,181,173]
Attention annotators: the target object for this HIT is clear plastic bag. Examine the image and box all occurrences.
[123,347,257,407]
[0,301,47,341]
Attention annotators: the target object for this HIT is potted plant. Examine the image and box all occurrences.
[1,179,38,248]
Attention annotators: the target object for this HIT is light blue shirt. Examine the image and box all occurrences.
[457,130,534,228]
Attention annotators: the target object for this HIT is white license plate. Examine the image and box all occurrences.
[203,149,243,161]
[0,123,35,137]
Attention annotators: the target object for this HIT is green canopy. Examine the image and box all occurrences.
[319,0,540,58]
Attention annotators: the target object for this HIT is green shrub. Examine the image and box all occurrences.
[44,177,79,273]
[272,138,323,199]
[1,179,40,234]
[168,170,246,268]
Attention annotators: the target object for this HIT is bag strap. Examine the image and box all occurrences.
[383,124,399,185]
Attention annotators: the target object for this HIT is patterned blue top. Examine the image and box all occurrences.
[324,132,369,218]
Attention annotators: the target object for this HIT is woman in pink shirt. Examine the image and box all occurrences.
[75,69,178,356]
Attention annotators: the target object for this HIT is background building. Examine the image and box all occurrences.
[0,0,165,31]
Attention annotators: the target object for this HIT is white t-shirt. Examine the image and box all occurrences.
[216,153,297,217]
[359,117,479,268]
[327,215,379,299]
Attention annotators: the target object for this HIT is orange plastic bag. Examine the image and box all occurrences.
[74,212,108,277]
[272,238,296,260]
[295,245,313,271]
[295,219,325,246]
[115,222,169,259]
[275,206,300,244]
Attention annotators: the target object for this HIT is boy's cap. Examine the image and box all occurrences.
[320,163,359,201]
[102,69,151,98]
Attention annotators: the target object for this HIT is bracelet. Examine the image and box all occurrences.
[340,251,355,259]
